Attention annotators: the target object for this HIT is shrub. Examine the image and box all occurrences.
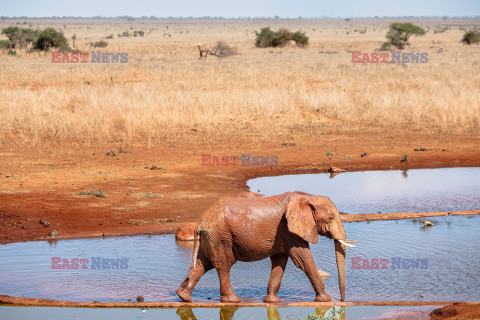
[0,39,13,49]
[34,27,68,51]
[105,34,114,39]
[78,188,106,198]
[292,30,309,46]
[255,27,281,47]
[120,31,131,37]
[213,40,238,58]
[8,49,16,56]
[384,22,426,50]
[379,42,391,51]
[462,30,480,45]
[133,30,145,37]
[255,27,309,48]
[92,40,108,48]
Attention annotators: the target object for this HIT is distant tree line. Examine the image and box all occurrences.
[1,16,480,20]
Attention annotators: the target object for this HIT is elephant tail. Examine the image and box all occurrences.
[189,227,200,272]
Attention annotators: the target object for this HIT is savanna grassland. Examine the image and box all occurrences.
[1,18,480,145]
[0,18,480,245]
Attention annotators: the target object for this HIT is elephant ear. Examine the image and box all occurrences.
[285,195,318,244]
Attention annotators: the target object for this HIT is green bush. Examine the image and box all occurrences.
[8,49,16,56]
[384,22,426,50]
[0,39,13,49]
[92,40,108,48]
[34,27,68,51]
[105,34,114,39]
[133,30,145,37]
[255,27,309,48]
[292,30,309,47]
[255,27,280,47]
[462,30,480,45]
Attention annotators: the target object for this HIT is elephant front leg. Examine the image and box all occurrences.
[177,250,213,302]
[289,246,332,302]
[264,253,288,303]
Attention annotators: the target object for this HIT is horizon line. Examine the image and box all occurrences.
[1,15,480,20]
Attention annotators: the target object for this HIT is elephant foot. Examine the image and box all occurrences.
[315,291,332,302]
[176,288,192,302]
[263,294,282,304]
[220,294,241,303]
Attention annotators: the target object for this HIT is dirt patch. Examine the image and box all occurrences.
[430,302,480,319]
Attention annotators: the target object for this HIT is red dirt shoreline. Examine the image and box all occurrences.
[1,145,479,245]
[1,294,476,308]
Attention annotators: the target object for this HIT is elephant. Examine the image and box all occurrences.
[176,191,356,303]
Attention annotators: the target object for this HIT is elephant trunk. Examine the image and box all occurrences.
[334,239,346,301]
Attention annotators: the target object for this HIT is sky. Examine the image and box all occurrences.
[1,0,479,18]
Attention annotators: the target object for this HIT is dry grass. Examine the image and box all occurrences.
[0,18,479,145]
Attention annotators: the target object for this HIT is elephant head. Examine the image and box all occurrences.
[285,193,356,301]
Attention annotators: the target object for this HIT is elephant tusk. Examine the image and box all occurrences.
[339,239,356,247]
[346,240,358,243]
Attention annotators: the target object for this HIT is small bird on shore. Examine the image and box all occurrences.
[446,212,452,222]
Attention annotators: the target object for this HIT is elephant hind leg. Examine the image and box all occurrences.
[177,250,213,302]
[264,253,288,303]
[217,265,240,303]
[212,246,240,303]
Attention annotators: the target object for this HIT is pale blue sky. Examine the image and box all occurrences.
[1,0,479,18]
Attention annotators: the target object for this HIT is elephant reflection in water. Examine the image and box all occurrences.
[176,307,238,320]
[175,306,345,320]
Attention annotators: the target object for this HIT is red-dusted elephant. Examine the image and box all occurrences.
[176,191,356,303]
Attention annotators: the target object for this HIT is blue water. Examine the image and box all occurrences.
[0,216,478,303]
[247,167,480,214]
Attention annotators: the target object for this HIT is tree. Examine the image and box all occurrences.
[1,26,20,42]
[383,22,426,50]
[462,30,480,45]
[34,27,68,51]
[1,27,39,49]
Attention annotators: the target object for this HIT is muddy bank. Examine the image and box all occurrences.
[430,302,480,319]
[0,294,465,308]
[340,209,480,222]
[1,131,480,245]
